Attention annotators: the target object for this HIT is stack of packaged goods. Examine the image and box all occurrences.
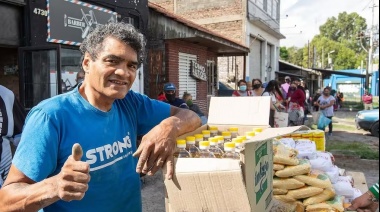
[173,126,262,160]
[272,140,346,212]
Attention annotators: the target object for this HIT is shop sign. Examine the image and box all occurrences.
[47,0,118,46]
[4,65,18,75]
[190,61,207,81]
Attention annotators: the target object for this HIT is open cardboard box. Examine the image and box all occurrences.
[164,97,309,212]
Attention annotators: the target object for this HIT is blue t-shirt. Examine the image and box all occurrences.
[12,88,171,212]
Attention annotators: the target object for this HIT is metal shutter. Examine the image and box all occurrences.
[178,52,197,99]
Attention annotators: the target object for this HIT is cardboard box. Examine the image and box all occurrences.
[164,97,308,212]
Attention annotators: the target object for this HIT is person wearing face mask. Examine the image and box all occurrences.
[288,79,306,126]
[163,83,189,109]
[317,87,336,136]
[232,80,251,97]
[251,79,264,96]
[183,92,207,125]
[281,76,291,99]
[262,80,285,127]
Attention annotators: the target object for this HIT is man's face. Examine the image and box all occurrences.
[82,37,138,100]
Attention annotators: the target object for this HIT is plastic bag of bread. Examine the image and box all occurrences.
[273,140,298,157]
[274,164,285,171]
[293,170,332,188]
[333,176,355,198]
[303,188,336,206]
[273,177,305,190]
[287,186,324,199]
[326,195,345,212]
[274,155,299,166]
[274,195,297,203]
[295,139,317,160]
[306,203,334,212]
[271,200,304,212]
[274,188,288,195]
[279,138,296,149]
[309,152,334,172]
[275,159,311,178]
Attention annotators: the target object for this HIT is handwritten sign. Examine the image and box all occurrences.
[190,61,207,81]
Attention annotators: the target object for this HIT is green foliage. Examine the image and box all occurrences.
[281,12,369,70]
[326,142,379,160]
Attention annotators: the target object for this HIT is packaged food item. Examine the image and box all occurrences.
[208,137,223,158]
[186,136,200,158]
[295,139,317,160]
[293,170,332,189]
[275,159,311,178]
[222,142,240,159]
[194,134,203,147]
[309,152,334,172]
[333,176,355,198]
[273,178,305,190]
[303,188,336,206]
[245,131,255,140]
[278,138,296,149]
[287,186,324,199]
[313,131,326,151]
[253,128,263,134]
[232,138,244,152]
[198,141,215,158]
[202,130,211,141]
[222,131,232,143]
[273,188,288,195]
[229,127,239,138]
[273,164,285,171]
[274,195,297,203]
[325,165,340,184]
[209,126,218,137]
[326,195,345,212]
[305,203,333,212]
[174,140,191,158]
[274,155,299,166]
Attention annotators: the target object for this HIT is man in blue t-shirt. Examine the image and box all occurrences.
[163,83,189,109]
[0,23,201,212]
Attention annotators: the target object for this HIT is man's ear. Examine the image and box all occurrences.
[82,52,92,73]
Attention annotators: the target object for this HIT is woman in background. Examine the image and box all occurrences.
[232,79,251,96]
[262,80,285,127]
[251,79,264,97]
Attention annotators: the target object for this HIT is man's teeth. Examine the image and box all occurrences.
[110,80,127,85]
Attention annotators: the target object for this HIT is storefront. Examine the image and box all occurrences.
[147,3,249,113]
[0,0,24,99]
[18,0,148,110]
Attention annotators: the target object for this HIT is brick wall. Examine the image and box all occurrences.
[176,0,243,19]
[165,40,217,114]
[0,47,20,100]
[203,20,243,44]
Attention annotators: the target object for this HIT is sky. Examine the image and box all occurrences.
[280,0,380,47]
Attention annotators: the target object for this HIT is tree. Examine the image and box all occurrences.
[280,47,289,60]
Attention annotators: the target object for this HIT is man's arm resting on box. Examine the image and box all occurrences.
[0,152,90,211]
[134,106,201,180]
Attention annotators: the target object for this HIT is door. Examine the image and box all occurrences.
[18,46,60,110]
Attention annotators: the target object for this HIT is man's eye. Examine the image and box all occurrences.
[106,59,117,64]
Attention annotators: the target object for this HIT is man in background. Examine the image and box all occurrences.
[163,83,188,109]
[0,85,26,187]
[281,76,291,99]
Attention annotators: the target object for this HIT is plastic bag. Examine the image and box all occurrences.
[275,159,311,178]
[273,178,305,190]
[325,165,340,184]
[303,188,336,206]
[287,186,324,199]
[279,138,296,149]
[309,152,334,172]
[326,195,345,212]
[317,113,332,130]
[295,139,317,160]
[306,203,333,212]
[294,170,333,189]
[333,176,355,198]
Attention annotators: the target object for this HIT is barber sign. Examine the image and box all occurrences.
[190,61,207,81]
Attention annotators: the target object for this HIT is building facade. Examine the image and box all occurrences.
[147,3,249,113]
[0,0,24,100]
[149,0,285,83]
[6,0,148,110]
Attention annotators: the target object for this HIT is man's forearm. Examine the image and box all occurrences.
[0,176,60,211]
[163,108,201,137]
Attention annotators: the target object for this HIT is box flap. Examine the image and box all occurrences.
[175,158,241,173]
[208,97,271,126]
[165,159,251,212]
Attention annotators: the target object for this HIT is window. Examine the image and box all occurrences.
[255,0,264,9]
[207,61,217,95]
[263,0,267,12]
[267,0,272,17]
[178,53,197,100]
[61,48,82,92]
[272,0,278,20]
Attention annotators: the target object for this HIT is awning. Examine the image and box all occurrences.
[275,71,303,78]
[313,68,368,78]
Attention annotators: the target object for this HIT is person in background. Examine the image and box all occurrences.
[183,92,207,125]
[232,79,251,97]
[363,89,373,110]
[0,85,27,188]
[157,91,166,101]
[262,80,285,127]
[281,76,291,99]
[301,81,310,122]
[317,87,336,136]
[288,80,306,126]
[251,79,264,97]
[163,83,188,109]
[347,181,379,211]
[312,89,322,111]
[286,83,298,100]
[68,71,85,91]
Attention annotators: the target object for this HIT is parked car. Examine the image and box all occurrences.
[218,81,234,97]
[355,108,379,137]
